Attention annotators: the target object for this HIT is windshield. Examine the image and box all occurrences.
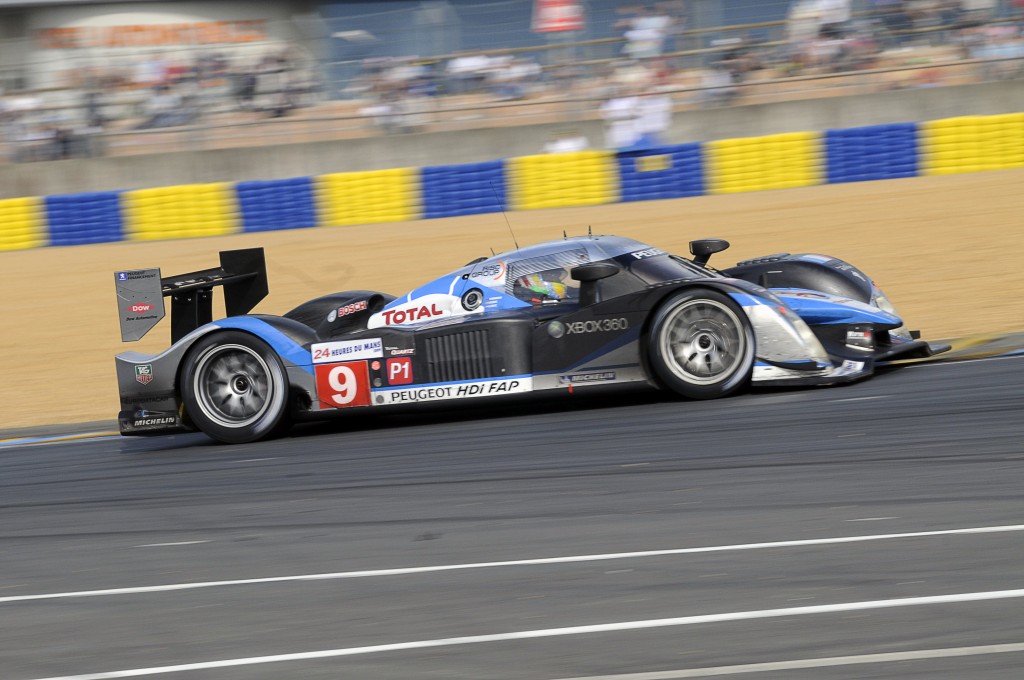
[626,254,714,284]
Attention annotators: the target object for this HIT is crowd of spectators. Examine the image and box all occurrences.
[2,0,1022,161]
[1,48,322,161]
[345,0,1023,147]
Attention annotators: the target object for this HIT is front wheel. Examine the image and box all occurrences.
[647,288,754,399]
[180,331,290,444]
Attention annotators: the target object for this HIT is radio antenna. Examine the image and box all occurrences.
[489,181,519,252]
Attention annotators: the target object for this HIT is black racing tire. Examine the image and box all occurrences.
[647,288,754,399]
[180,331,290,444]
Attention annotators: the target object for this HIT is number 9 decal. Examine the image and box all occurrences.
[328,365,357,404]
[315,361,371,409]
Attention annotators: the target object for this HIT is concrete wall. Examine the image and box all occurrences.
[2,79,1022,200]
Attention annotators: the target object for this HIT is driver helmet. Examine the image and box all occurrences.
[517,269,569,301]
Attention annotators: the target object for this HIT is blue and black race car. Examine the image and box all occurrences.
[113,235,946,443]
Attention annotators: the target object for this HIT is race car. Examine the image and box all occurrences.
[113,235,947,443]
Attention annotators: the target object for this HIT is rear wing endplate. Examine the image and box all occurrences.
[115,248,268,343]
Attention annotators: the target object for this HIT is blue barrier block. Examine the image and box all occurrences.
[422,161,506,219]
[237,177,317,232]
[617,144,704,202]
[45,191,123,246]
[826,123,919,183]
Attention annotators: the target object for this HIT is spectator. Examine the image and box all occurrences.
[617,5,674,59]
[600,90,641,149]
[135,85,198,129]
[543,128,590,153]
[134,56,168,89]
[960,0,997,26]
[633,88,673,147]
[699,62,739,107]
[446,54,491,94]
[255,54,295,118]
[818,0,851,38]
[360,88,428,134]
[489,57,541,101]
[233,68,258,111]
[83,91,105,129]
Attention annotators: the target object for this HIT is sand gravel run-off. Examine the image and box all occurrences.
[1,168,1021,429]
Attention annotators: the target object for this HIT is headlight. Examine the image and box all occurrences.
[871,289,898,315]
[871,287,911,340]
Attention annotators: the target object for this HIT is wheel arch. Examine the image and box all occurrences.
[173,316,318,425]
[640,282,757,396]
[638,281,757,387]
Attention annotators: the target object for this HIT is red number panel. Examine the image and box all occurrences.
[386,358,413,386]
[314,361,371,409]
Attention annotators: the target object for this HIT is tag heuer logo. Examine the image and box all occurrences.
[135,364,154,385]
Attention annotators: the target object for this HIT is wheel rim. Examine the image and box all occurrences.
[659,299,746,385]
[193,344,274,428]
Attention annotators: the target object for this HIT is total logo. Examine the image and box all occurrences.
[381,304,443,325]
[369,294,456,328]
[128,303,153,314]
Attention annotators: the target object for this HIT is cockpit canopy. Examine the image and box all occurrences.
[368,235,715,329]
[475,235,713,303]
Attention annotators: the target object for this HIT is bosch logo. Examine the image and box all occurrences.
[565,318,629,334]
[129,303,153,313]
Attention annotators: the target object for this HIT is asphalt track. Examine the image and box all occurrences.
[1,354,1023,679]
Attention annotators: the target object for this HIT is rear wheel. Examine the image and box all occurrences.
[647,288,754,399]
[181,331,290,444]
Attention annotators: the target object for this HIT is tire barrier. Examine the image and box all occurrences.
[1,112,1022,252]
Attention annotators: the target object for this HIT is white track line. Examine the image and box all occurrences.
[25,589,1024,680]
[549,642,1024,679]
[134,541,210,548]
[4,523,1023,604]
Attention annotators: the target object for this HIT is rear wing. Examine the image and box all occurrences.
[115,248,268,343]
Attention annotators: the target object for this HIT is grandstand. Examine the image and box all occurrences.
[0,0,1020,165]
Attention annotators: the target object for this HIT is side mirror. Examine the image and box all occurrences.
[689,239,730,267]
[571,262,620,306]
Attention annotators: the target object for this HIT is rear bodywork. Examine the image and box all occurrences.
[114,236,945,437]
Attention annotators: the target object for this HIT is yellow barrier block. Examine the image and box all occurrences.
[123,183,240,241]
[507,151,620,210]
[0,196,45,252]
[316,168,422,227]
[707,132,823,195]
[921,114,1024,175]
